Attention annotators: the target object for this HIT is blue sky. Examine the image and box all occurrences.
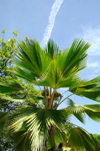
[0,0,100,134]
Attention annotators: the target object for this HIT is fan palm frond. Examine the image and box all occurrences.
[45,39,59,58]
[57,39,90,77]
[0,94,25,104]
[12,131,31,151]
[13,39,90,89]
[0,112,8,130]
[68,127,95,151]
[0,77,42,105]
[10,106,69,150]
[14,40,51,83]
[0,79,23,94]
[70,76,100,102]
[65,99,100,122]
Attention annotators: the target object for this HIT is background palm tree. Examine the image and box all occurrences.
[0,38,100,151]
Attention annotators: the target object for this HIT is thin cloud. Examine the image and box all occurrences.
[41,0,64,48]
[87,62,99,68]
[81,27,100,55]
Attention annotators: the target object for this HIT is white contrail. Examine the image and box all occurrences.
[41,0,64,48]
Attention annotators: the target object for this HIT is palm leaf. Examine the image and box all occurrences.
[0,94,25,103]
[45,39,59,58]
[70,76,100,102]
[0,77,42,104]
[58,39,90,77]
[0,112,8,130]
[0,79,23,94]
[68,127,95,151]
[12,131,31,151]
[13,39,90,89]
[14,40,51,83]
[35,60,62,88]
[10,106,69,150]
[65,99,100,122]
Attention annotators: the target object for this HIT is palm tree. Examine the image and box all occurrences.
[0,39,100,151]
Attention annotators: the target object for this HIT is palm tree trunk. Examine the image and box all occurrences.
[42,137,47,151]
[42,143,46,151]
[50,127,56,151]
[48,88,56,109]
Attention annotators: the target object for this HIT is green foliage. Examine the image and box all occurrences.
[65,99,100,122]
[0,30,19,151]
[69,76,100,102]
[1,29,6,34]
[69,127,95,151]
[0,30,18,77]
[14,39,90,89]
[0,38,100,151]
[13,31,18,37]
[10,106,69,150]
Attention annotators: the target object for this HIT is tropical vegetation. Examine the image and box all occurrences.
[0,32,100,151]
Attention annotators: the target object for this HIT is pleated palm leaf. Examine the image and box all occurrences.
[0,39,100,151]
[0,77,42,150]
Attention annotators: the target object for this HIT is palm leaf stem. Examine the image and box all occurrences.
[61,90,69,95]
[49,88,52,96]
[43,86,47,108]
[42,136,47,151]
[58,94,73,107]
[49,88,56,109]
[49,126,57,151]
[90,134,98,147]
